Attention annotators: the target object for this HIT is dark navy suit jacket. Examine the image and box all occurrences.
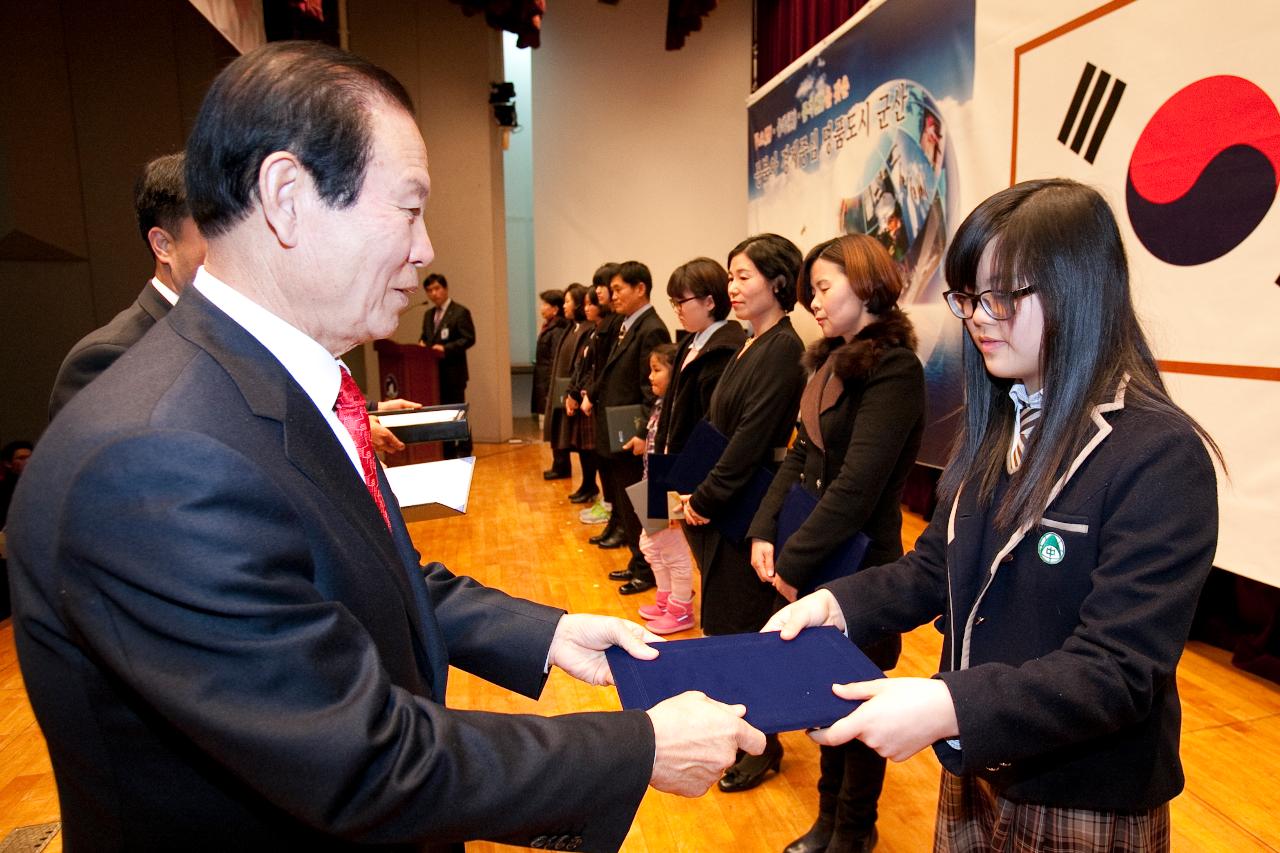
[9,288,652,852]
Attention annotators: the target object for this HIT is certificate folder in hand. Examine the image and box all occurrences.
[606,627,885,734]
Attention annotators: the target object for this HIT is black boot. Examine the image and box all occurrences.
[718,733,782,792]
[783,813,833,853]
[825,827,876,853]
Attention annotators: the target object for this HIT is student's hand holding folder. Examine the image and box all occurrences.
[763,592,960,762]
[761,588,848,638]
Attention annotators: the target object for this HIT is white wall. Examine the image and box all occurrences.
[532,0,756,335]
[349,0,513,442]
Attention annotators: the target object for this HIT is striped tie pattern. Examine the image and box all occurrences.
[1007,405,1040,474]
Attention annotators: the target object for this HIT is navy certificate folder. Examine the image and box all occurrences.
[663,420,774,542]
[606,627,885,733]
[775,483,871,595]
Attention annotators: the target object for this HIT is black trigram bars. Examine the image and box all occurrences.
[1059,63,1126,164]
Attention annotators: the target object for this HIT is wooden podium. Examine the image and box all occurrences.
[373,340,441,466]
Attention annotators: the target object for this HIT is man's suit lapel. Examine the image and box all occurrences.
[168,289,449,695]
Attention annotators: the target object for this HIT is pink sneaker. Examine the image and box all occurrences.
[638,590,669,621]
[645,597,694,635]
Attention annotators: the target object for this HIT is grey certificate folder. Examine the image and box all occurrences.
[606,627,884,733]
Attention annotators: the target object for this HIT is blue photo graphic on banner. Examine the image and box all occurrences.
[747,0,975,466]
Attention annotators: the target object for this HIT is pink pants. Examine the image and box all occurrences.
[639,525,693,601]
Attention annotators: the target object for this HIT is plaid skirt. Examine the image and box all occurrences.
[935,771,1170,853]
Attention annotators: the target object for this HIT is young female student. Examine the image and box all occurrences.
[634,344,696,634]
[767,179,1220,851]
[748,234,925,853]
[682,234,807,792]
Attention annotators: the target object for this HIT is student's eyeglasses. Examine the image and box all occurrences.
[943,285,1036,321]
[669,295,701,310]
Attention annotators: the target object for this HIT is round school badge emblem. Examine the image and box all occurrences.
[1037,532,1065,565]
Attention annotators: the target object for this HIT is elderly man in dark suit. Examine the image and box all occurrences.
[587,261,671,594]
[48,152,206,419]
[420,272,476,457]
[7,41,761,853]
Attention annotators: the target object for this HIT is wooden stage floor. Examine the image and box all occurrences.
[2,439,1278,851]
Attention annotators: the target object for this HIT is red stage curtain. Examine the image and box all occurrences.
[754,0,872,89]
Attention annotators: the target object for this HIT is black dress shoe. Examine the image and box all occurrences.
[783,814,834,853]
[607,568,633,581]
[618,577,655,595]
[542,469,571,480]
[718,734,782,792]
[596,532,626,549]
[588,527,618,545]
[567,487,599,504]
[825,827,877,853]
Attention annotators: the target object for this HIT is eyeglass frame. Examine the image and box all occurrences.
[943,284,1037,321]
[669,294,705,310]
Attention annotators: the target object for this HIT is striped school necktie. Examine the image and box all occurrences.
[1007,404,1040,474]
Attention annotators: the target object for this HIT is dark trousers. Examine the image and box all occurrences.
[576,451,598,494]
[817,742,887,833]
[596,451,653,582]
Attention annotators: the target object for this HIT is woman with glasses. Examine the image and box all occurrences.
[682,234,807,792]
[748,234,925,853]
[634,258,746,632]
[767,179,1220,851]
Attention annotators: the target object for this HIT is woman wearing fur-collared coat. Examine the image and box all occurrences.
[748,235,924,853]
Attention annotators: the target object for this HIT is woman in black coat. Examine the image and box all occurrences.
[681,233,806,793]
[567,276,622,515]
[747,234,925,853]
[531,289,567,417]
[542,284,590,487]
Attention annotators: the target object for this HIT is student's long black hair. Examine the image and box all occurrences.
[937,178,1221,531]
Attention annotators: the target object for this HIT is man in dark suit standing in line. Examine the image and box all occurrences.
[48,152,206,419]
[7,41,760,853]
[590,261,670,594]
[420,272,476,458]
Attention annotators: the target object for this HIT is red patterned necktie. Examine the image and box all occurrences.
[334,370,391,529]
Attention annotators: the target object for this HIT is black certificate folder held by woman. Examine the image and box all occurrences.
[606,627,884,734]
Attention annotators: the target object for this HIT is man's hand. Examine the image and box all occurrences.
[580,395,594,416]
[647,692,766,797]
[376,398,420,412]
[622,436,645,456]
[368,415,405,454]
[547,614,660,686]
[431,344,445,355]
[808,677,959,762]
[565,396,579,416]
[761,588,846,639]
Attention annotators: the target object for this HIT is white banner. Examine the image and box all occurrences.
[749,0,1280,586]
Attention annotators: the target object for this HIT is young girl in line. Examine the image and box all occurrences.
[636,343,696,634]
[768,179,1221,851]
